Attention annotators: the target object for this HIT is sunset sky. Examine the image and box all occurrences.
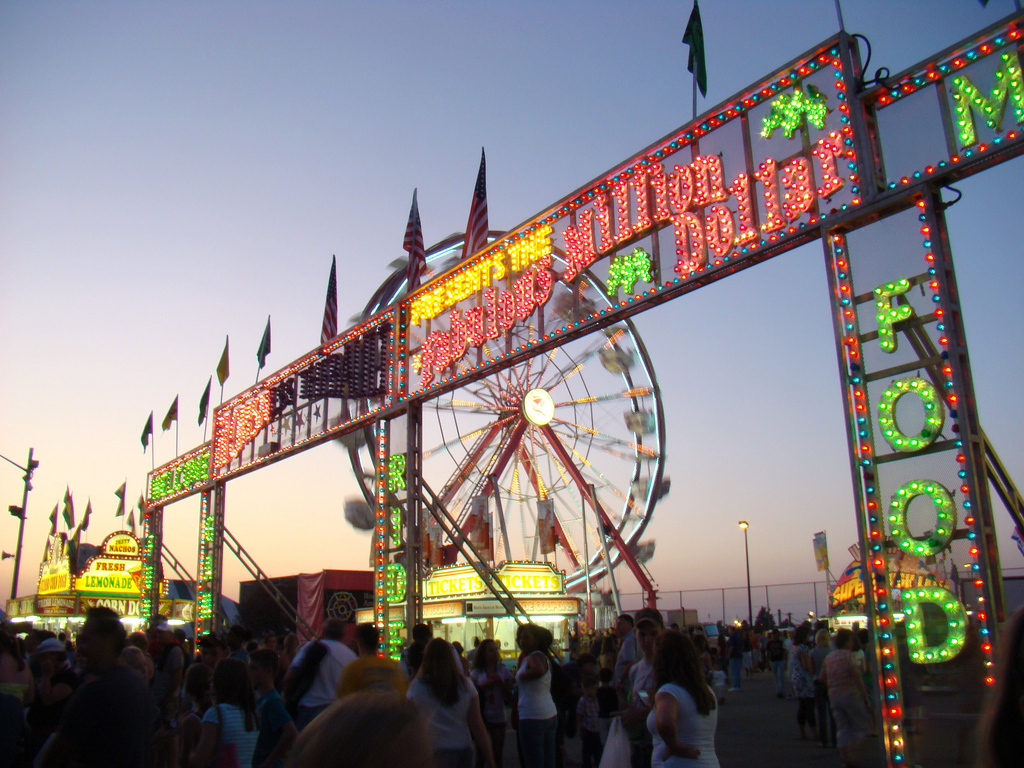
[2,0,1022,623]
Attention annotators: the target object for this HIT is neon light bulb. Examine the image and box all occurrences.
[672,212,706,276]
[755,158,786,233]
[873,279,915,353]
[630,171,652,231]
[611,179,634,244]
[593,191,615,254]
[647,163,672,223]
[668,164,695,214]
[887,479,957,555]
[691,155,730,207]
[728,172,758,245]
[761,84,830,139]
[877,376,945,452]
[812,130,847,199]
[903,586,967,662]
[705,204,736,257]
[606,248,654,297]
[951,50,1024,147]
[562,209,597,282]
[780,157,815,221]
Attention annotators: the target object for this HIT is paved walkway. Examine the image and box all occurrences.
[506,668,886,768]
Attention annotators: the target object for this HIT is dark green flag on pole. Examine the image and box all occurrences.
[141,412,154,452]
[199,376,212,426]
[256,316,272,374]
[682,0,707,98]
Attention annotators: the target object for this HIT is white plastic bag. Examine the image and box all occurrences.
[599,716,631,768]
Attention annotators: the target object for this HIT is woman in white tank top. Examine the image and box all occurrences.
[515,624,557,768]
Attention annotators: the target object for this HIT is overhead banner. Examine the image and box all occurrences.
[813,531,829,572]
[402,39,860,398]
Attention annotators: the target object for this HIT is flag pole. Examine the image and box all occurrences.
[833,0,845,31]
[692,70,698,121]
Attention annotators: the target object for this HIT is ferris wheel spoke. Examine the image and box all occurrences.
[427,397,509,414]
[437,417,518,506]
[424,415,517,461]
[552,387,652,407]
[548,418,658,460]
[539,331,627,392]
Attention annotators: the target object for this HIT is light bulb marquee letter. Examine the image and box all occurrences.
[951,49,1024,148]
[903,586,968,663]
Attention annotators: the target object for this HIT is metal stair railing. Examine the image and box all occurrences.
[222,526,317,640]
[161,545,195,584]
[979,427,1024,533]
[420,480,530,625]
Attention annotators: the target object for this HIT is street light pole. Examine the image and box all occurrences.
[739,520,752,627]
[2,448,38,602]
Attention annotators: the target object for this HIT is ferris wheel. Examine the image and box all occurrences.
[350,233,667,592]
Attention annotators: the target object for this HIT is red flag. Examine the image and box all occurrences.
[404,189,425,293]
[537,499,557,555]
[321,255,338,344]
[461,148,489,261]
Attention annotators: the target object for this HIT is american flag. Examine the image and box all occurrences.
[321,255,338,344]
[461,148,488,261]
[404,189,425,292]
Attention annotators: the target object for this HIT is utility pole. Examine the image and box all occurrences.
[3,448,39,601]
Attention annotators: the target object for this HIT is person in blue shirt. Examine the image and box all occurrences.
[249,649,297,768]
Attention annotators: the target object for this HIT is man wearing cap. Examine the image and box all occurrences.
[37,606,157,768]
[26,638,79,754]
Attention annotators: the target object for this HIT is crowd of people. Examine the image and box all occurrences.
[1,603,1023,768]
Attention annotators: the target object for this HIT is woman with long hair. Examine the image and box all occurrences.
[820,628,870,768]
[515,623,558,768]
[189,657,258,768]
[789,624,818,741]
[407,638,495,768]
[647,630,717,767]
[470,639,512,768]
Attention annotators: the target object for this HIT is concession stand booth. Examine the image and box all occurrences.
[355,560,581,657]
[4,531,195,632]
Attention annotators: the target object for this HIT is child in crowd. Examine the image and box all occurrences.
[596,666,618,744]
[249,649,298,768]
[711,657,728,704]
[576,677,603,768]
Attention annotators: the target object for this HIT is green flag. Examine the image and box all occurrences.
[141,412,154,452]
[217,336,230,387]
[198,377,212,426]
[257,316,272,370]
[67,527,81,568]
[682,0,707,97]
[162,396,179,432]
[80,500,92,531]
[115,481,126,517]
[127,509,136,534]
[48,504,58,535]
[62,487,74,529]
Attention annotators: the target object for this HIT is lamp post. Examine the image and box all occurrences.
[739,520,752,627]
[2,448,38,601]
